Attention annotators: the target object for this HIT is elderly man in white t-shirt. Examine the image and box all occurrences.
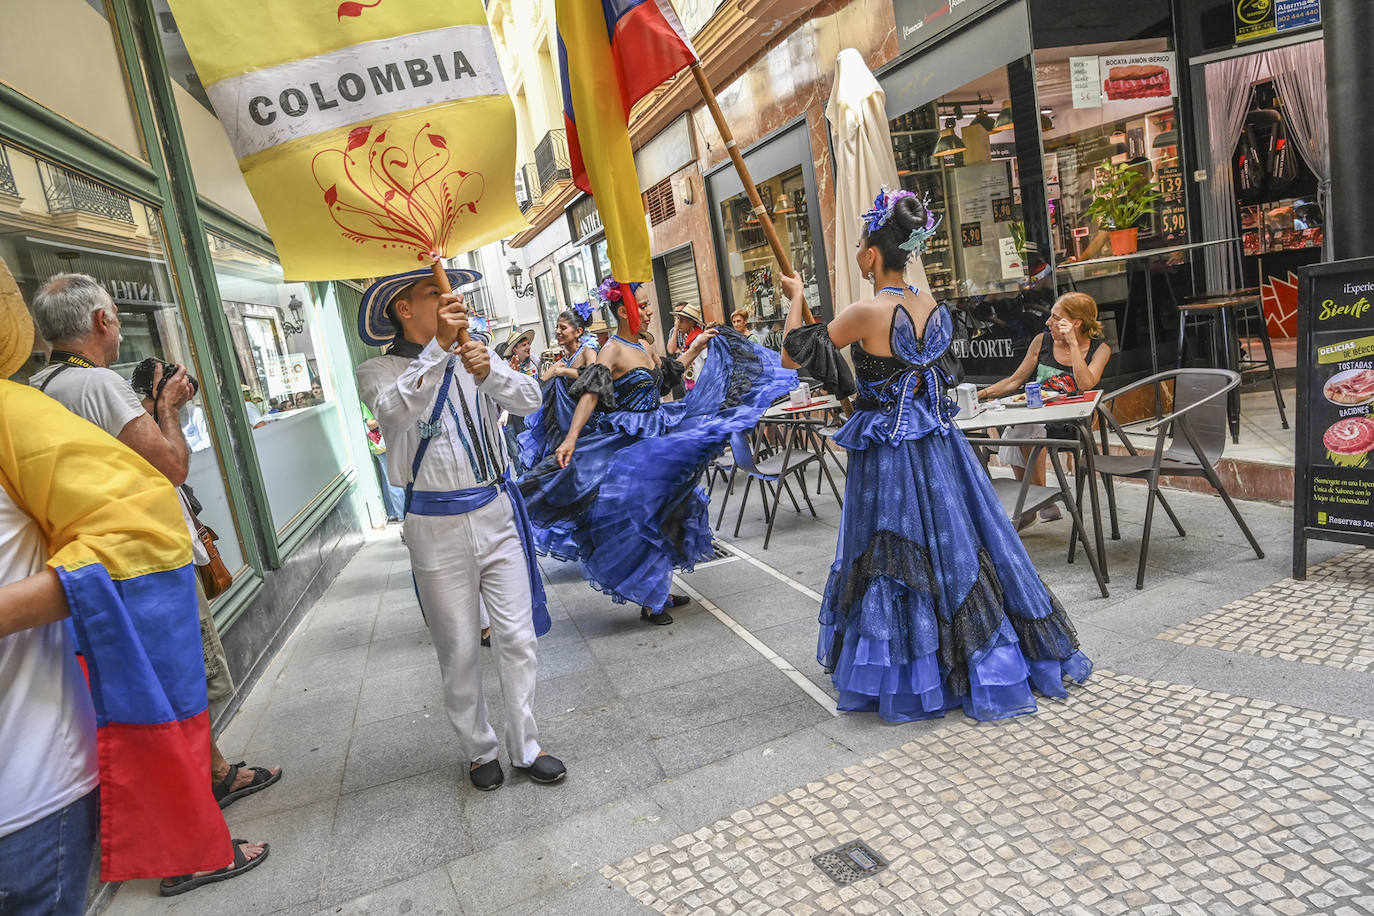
[29,273,278,892]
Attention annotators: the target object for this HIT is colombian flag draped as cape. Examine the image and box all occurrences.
[0,382,230,881]
[557,0,697,284]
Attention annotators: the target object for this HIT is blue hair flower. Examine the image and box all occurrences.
[572,300,594,324]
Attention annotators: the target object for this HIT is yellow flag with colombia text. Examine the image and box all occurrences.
[167,0,528,280]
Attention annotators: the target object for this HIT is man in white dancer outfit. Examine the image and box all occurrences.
[356,267,564,791]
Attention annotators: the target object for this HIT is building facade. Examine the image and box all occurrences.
[499,0,1328,384]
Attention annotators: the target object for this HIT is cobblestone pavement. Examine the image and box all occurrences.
[100,481,1372,915]
[603,670,1374,916]
[1158,550,1374,673]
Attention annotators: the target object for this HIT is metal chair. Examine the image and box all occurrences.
[1093,368,1264,589]
[720,430,832,549]
[966,436,1109,598]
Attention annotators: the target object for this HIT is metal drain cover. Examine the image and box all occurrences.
[710,540,732,560]
[812,840,888,886]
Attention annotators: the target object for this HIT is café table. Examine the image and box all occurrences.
[956,390,1109,592]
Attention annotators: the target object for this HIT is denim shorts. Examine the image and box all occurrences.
[0,790,98,916]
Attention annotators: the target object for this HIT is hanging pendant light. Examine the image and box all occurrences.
[1152,128,1178,149]
[932,117,966,158]
[1040,110,1054,133]
[773,193,795,216]
[991,99,1014,133]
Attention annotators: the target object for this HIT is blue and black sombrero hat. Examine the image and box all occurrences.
[357,267,483,347]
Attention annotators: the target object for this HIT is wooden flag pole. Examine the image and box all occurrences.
[430,258,471,348]
[689,63,815,326]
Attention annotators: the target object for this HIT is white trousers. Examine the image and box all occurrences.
[404,492,540,767]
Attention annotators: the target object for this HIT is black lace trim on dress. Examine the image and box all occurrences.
[783,324,857,399]
[824,533,1081,699]
[570,363,616,409]
[658,356,687,395]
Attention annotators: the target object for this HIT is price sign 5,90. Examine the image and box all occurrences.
[960,221,983,247]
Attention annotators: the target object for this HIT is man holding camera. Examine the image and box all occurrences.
[29,273,277,893]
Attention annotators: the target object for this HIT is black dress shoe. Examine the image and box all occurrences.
[513,754,566,784]
[469,759,504,791]
[668,593,691,608]
[640,607,673,625]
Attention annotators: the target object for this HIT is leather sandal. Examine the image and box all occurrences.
[212,762,281,809]
[160,839,270,896]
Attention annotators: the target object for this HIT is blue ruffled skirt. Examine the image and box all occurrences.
[520,331,796,611]
[820,418,1092,723]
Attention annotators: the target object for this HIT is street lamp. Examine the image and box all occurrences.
[507,261,535,299]
[282,293,306,336]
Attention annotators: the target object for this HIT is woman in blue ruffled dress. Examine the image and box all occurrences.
[520,279,796,624]
[780,188,1091,722]
[518,304,598,470]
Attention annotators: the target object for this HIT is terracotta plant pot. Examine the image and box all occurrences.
[1109,228,1139,256]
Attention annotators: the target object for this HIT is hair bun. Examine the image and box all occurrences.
[891,195,928,232]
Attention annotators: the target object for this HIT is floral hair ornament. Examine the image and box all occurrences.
[860,186,942,254]
[595,278,645,334]
[572,300,594,325]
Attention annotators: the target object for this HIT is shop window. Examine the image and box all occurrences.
[1033,40,1186,263]
[0,144,247,576]
[534,269,560,340]
[559,256,590,316]
[0,0,146,159]
[208,232,348,534]
[718,166,816,324]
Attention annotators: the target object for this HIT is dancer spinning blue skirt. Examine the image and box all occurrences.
[519,303,597,470]
[520,279,795,623]
[781,188,1091,722]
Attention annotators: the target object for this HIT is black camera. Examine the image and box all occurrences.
[132,357,199,402]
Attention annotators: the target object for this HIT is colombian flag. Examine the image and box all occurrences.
[0,382,230,881]
[558,0,697,283]
[166,0,527,281]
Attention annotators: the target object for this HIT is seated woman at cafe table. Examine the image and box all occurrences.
[976,292,1111,526]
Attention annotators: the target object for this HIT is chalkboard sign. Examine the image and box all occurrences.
[1293,256,1374,578]
[960,222,983,247]
[991,197,1013,223]
[1157,165,1186,244]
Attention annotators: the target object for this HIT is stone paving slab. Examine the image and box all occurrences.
[1158,550,1374,673]
[602,670,1374,916]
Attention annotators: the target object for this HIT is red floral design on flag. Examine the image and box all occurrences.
[311,123,484,262]
[337,0,382,21]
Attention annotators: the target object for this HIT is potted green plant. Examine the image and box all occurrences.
[1083,161,1162,255]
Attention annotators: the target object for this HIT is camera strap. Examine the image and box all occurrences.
[35,350,97,393]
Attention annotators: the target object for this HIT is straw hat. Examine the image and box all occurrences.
[673,303,704,327]
[357,266,482,346]
[0,256,34,380]
[504,327,535,354]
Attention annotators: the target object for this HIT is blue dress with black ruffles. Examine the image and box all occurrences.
[786,301,1092,723]
[517,344,591,470]
[519,329,796,612]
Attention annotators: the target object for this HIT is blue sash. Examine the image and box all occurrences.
[403,358,550,636]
